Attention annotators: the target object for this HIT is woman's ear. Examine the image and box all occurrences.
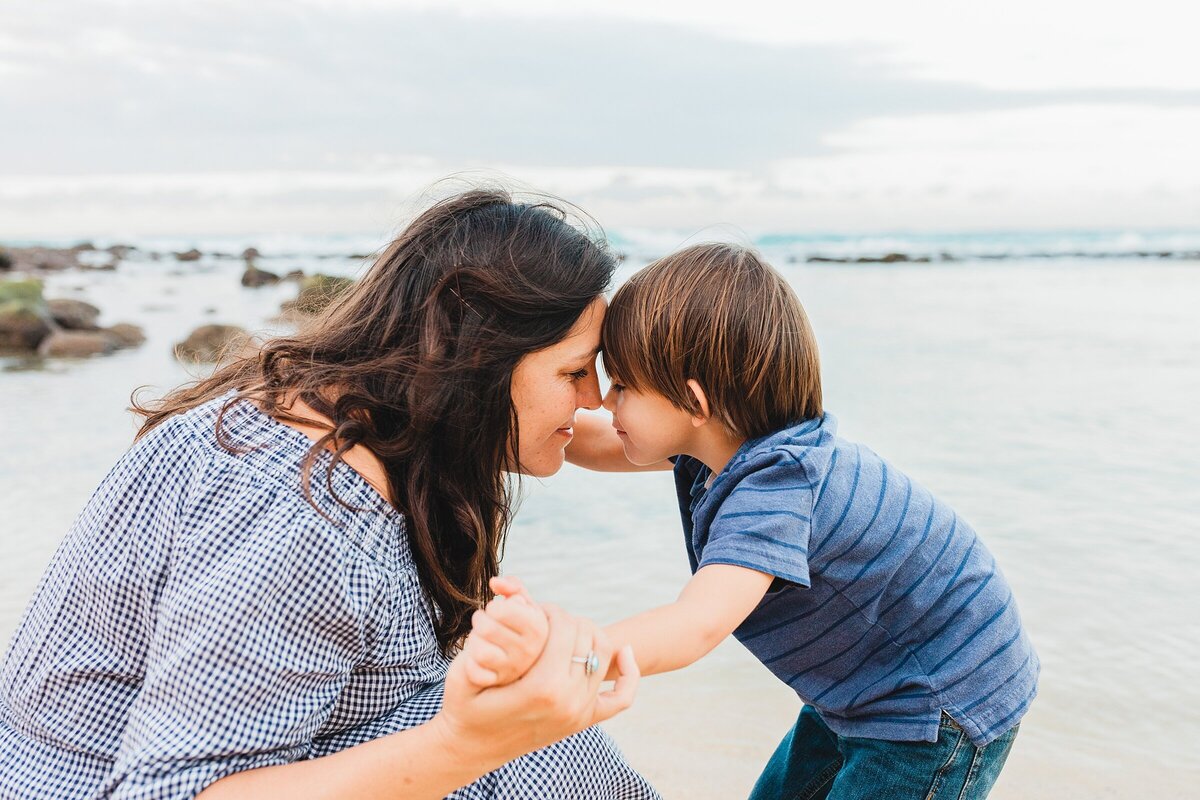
[686,379,711,427]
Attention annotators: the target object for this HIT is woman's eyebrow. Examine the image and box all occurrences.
[569,346,601,362]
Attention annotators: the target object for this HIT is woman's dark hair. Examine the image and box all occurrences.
[134,188,616,655]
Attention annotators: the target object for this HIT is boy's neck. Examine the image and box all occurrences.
[686,425,746,483]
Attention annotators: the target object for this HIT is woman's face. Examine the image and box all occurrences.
[509,297,606,477]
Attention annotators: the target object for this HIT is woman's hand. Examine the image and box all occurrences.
[198,583,639,800]
[437,599,639,770]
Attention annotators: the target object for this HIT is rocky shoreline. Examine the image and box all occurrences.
[2,237,1196,365]
[0,243,355,365]
[0,279,146,358]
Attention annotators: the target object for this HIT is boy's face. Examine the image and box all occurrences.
[601,381,696,465]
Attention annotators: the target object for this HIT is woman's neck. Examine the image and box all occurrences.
[265,392,394,504]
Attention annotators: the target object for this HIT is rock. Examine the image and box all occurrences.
[241,247,261,261]
[880,253,910,263]
[0,311,52,351]
[0,279,53,351]
[39,251,77,270]
[283,269,305,281]
[37,330,117,358]
[104,323,146,349]
[26,248,80,271]
[46,298,101,330]
[241,265,281,287]
[291,274,354,315]
[0,247,82,272]
[0,249,12,271]
[1,279,47,309]
[107,244,136,259]
[175,324,248,363]
[272,303,310,326]
[71,242,97,252]
[174,248,203,262]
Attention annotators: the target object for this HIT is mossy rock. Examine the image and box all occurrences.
[0,279,51,351]
[175,324,249,363]
[293,274,354,315]
[0,278,46,313]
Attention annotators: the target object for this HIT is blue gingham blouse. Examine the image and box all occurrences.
[0,393,658,800]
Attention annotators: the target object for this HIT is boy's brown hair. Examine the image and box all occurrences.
[602,243,822,440]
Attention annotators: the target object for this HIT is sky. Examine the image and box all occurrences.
[1,0,1198,238]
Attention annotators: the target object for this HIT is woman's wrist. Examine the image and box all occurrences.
[426,709,516,778]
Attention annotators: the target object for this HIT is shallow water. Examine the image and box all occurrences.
[2,251,1198,797]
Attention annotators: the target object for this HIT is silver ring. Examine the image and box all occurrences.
[570,651,600,676]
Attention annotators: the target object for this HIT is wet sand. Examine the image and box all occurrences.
[601,639,1197,798]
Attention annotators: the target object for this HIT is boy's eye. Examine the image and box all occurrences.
[611,383,625,392]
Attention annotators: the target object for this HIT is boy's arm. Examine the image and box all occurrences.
[565,412,673,472]
[458,581,548,688]
[603,564,775,679]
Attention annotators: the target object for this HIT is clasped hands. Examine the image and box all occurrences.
[438,576,638,767]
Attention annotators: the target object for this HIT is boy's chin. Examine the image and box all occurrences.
[622,443,658,468]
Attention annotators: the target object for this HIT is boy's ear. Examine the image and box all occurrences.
[686,379,712,427]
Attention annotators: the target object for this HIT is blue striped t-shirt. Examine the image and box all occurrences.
[674,413,1038,747]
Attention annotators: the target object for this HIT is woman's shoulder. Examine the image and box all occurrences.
[111,392,405,564]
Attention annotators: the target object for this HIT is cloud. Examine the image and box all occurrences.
[389,0,1200,92]
[1,1,1197,235]
[5,1,1184,176]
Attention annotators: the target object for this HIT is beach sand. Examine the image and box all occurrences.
[602,639,1196,799]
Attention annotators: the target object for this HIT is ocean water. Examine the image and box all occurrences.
[2,234,1198,797]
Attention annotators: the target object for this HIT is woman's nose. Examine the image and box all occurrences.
[578,371,602,410]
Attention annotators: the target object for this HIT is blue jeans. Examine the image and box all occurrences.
[747,706,1019,800]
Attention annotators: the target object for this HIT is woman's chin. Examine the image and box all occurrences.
[516,450,566,478]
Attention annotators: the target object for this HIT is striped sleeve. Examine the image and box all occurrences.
[701,451,814,587]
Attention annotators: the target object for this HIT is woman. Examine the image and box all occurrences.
[0,190,659,799]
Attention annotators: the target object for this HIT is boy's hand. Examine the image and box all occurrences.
[459,576,550,688]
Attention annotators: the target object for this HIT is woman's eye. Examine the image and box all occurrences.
[569,369,589,380]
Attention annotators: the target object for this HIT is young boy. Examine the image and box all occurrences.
[474,243,1038,799]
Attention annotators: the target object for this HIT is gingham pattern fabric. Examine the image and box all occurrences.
[0,393,659,800]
